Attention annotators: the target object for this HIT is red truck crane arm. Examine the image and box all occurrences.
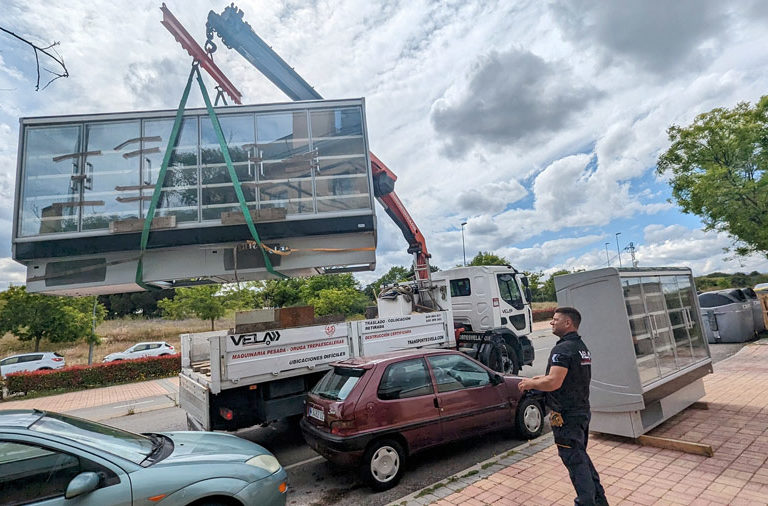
[160,3,433,281]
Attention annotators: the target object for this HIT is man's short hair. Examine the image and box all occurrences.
[555,307,581,328]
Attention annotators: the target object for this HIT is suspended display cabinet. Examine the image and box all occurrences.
[555,267,712,438]
[13,99,377,295]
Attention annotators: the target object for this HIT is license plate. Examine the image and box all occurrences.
[308,406,324,422]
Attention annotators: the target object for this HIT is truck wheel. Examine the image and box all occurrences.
[515,397,543,439]
[505,344,520,375]
[361,438,405,491]
[485,340,510,374]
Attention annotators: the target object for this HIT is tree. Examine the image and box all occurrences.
[657,97,768,258]
[0,286,104,352]
[468,251,509,266]
[158,285,251,330]
[258,278,306,308]
[541,270,570,302]
[299,274,368,317]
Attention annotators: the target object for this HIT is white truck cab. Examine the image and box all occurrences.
[432,265,534,374]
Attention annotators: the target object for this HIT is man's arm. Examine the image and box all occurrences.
[518,366,568,392]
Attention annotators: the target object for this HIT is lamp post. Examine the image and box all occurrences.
[461,221,467,266]
[615,232,622,268]
[604,242,611,265]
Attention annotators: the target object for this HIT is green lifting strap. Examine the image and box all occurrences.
[136,63,285,290]
[195,67,286,279]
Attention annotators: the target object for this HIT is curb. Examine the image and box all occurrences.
[387,433,555,506]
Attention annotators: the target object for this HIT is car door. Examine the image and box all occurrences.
[1,356,20,376]
[426,353,512,442]
[129,344,146,358]
[0,438,132,505]
[373,358,442,452]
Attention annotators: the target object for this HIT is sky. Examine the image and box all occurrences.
[2,0,768,291]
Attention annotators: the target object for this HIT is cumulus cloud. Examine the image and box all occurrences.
[551,0,728,75]
[456,179,527,215]
[430,48,601,156]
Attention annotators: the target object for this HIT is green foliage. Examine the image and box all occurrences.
[0,286,106,352]
[158,284,252,330]
[541,270,570,302]
[258,278,306,308]
[4,355,180,396]
[299,274,367,317]
[693,271,768,292]
[657,97,768,257]
[468,251,509,266]
[98,289,176,318]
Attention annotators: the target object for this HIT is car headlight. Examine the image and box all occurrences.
[246,454,281,474]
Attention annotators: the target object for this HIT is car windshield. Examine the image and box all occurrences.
[312,367,365,401]
[29,412,153,464]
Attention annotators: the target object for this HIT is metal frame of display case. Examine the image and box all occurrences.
[13,99,378,295]
[555,267,713,438]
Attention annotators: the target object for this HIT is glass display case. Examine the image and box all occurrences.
[13,99,377,295]
[555,267,712,438]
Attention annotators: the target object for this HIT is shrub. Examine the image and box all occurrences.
[532,308,556,322]
[4,355,180,396]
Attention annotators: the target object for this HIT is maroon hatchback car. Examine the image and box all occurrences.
[300,349,544,490]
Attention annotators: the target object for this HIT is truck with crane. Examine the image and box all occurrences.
[160,4,538,431]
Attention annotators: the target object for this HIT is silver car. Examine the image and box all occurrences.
[0,409,287,505]
[103,342,176,363]
[0,352,65,377]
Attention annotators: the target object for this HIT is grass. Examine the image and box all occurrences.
[0,315,235,366]
[531,302,557,310]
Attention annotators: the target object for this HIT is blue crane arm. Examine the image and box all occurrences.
[206,5,322,101]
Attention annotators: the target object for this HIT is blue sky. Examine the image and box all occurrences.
[2,0,768,291]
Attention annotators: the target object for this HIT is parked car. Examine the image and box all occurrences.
[0,409,287,505]
[300,349,545,490]
[103,342,176,363]
[755,282,768,294]
[0,352,65,377]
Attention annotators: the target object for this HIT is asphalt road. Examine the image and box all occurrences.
[101,329,747,506]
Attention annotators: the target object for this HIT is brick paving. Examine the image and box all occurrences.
[0,377,178,413]
[394,340,768,506]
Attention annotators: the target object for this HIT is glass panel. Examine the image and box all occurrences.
[201,114,255,165]
[310,108,363,137]
[256,111,309,159]
[143,117,199,222]
[377,358,433,399]
[314,137,366,157]
[315,175,370,212]
[678,275,709,359]
[623,277,660,385]
[661,276,694,368]
[652,323,677,377]
[259,180,314,214]
[20,125,82,235]
[81,121,141,231]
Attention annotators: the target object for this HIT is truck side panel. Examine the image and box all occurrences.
[223,323,351,385]
[179,373,211,430]
[357,312,454,355]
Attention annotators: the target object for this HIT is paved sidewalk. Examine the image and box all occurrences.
[0,377,179,415]
[394,340,768,506]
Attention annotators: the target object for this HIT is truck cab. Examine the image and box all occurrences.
[432,265,534,374]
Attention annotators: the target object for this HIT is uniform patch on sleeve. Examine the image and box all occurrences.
[579,350,592,365]
[551,352,569,366]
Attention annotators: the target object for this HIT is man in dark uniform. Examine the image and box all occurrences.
[519,307,607,505]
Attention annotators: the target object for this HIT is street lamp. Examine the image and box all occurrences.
[604,242,611,265]
[615,232,622,268]
[461,222,467,267]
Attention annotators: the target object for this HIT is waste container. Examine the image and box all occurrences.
[699,308,720,343]
[697,290,754,343]
[743,288,766,333]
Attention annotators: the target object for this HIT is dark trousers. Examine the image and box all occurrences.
[552,411,607,506]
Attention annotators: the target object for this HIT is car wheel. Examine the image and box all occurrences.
[361,438,405,491]
[515,397,543,439]
[38,367,52,370]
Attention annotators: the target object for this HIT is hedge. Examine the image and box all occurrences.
[532,308,556,322]
[4,354,181,396]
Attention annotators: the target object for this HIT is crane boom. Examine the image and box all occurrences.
[202,4,433,283]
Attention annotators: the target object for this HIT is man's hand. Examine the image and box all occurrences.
[518,378,533,392]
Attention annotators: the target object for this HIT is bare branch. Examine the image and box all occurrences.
[0,25,69,91]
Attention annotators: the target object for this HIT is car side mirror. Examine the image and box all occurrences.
[65,472,100,499]
[525,287,532,303]
[490,373,503,385]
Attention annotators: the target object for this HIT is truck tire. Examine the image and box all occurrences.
[360,438,405,491]
[505,344,521,376]
[515,397,543,439]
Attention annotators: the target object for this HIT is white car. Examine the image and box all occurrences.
[103,342,176,363]
[0,352,65,377]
